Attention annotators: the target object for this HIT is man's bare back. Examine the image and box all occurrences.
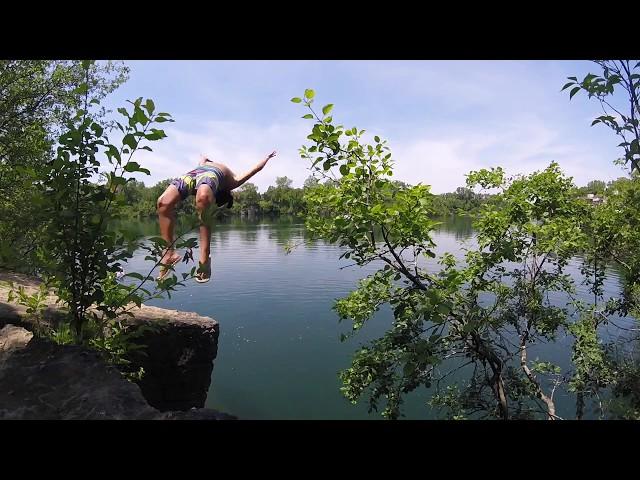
[198,157,236,191]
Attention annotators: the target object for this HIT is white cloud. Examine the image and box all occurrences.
[388,113,623,193]
[391,137,487,193]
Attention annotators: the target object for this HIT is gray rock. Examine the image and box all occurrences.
[0,324,33,363]
[1,269,236,420]
[0,324,235,420]
[121,305,220,411]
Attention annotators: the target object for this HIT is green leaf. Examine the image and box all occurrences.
[144,99,155,115]
[111,175,127,186]
[125,272,145,280]
[569,86,580,99]
[561,81,575,91]
[340,164,349,176]
[124,162,141,172]
[374,135,380,143]
[302,114,314,119]
[436,304,449,315]
[322,104,334,115]
[145,129,167,141]
[133,107,149,125]
[304,89,315,99]
[291,97,302,103]
[74,83,89,95]
[91,123,104,137]
[123,134,137,149]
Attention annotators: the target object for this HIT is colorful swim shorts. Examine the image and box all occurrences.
[171,165,224,200]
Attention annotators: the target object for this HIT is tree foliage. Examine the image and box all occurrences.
[292,88,640,419]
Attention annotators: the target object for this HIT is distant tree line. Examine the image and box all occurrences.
[118,176,495,220]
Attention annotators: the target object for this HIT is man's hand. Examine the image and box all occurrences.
[259,151,276,170]
[232,150,277,189]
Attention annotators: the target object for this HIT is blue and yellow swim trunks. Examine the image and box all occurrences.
[171,165,224,200]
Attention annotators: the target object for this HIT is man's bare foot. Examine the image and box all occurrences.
[161,251,182,265]
[157,251,182,281]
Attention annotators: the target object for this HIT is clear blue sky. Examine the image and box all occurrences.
[102,60,628,193]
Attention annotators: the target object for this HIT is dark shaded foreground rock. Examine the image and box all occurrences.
[0,325,235,420]
[123,306,219,411]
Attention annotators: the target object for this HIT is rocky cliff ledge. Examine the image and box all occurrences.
[123,305,220,411]
[0,271,235,420]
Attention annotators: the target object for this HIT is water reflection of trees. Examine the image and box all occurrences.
[434,215,474,240]
[125,214,474,249]
[267,223,305,245]
[114,216,195,237]
[237,226,259,243]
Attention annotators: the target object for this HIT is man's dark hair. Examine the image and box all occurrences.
[215,189,234,209]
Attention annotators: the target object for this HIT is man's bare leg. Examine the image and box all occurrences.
[156,184,182,265]
[195,184,214,280]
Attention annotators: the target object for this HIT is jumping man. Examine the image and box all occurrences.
[156,150,277,283]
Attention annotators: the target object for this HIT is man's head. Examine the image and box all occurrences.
[215,189,234,209]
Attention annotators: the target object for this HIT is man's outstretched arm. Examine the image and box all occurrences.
[232,151,276,189]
